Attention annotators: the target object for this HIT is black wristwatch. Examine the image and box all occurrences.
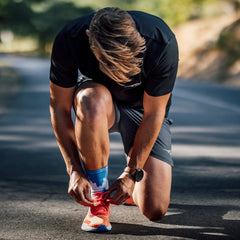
[124,167,144,182]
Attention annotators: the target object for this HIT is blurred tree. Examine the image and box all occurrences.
[217,18,240,67]
[0,0,35,36]
[32,2,93,54]
[150,0,219,26]
[0,0,238,54]
[0,0,93,54]
[230,0,240,15]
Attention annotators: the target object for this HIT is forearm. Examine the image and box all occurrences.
[50,107,84,176]
[128,112,165,169]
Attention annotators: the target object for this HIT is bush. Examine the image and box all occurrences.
[217,18,240,66]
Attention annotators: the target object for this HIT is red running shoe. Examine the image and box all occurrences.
[123,196,135,206]
[81,192,111,232]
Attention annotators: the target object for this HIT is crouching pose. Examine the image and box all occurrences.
[49,7,178,232]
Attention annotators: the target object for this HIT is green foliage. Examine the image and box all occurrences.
[0,0,93,54]
[144,0,220,26]
[217,19,240,67]
[0,0,35,35]
[33,2,93,53]
[72,0,220,26]
[0,0,237,54]
[154,0,196,26]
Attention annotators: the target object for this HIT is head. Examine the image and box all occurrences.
[89,7,146,85]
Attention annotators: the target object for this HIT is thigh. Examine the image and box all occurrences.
[133,156,172,219]
[118,104,173,166]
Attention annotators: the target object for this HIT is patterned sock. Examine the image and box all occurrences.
[85,166,109,198]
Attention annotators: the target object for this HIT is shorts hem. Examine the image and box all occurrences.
[149,152,174,167]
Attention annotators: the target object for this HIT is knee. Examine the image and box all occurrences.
[140,202,169,221]
[75,85,111,123]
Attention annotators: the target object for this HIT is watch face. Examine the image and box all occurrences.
[134,169,144,182]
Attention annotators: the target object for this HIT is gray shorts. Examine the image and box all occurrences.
[76,76,173,166]
[109,103,173,166]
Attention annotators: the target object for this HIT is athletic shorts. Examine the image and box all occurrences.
[76,76,173,166]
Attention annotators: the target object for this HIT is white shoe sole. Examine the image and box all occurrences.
[81,222,112,232]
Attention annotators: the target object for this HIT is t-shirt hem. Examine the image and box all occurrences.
[145,88,172,97]
[50,78,76,88]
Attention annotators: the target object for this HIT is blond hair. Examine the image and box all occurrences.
[89,7,146,85]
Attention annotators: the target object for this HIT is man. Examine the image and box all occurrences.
[49,7,178,232]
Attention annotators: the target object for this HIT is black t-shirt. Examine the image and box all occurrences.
[50,11,179,114]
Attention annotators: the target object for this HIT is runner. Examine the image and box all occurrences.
[49,7,178,232]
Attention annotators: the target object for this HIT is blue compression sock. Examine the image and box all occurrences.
[85,166,109,198]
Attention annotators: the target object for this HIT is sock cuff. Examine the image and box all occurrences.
[85,165,108,175]
[85,165,109,196]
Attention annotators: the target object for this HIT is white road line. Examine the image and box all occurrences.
[174,89,240,114]
[172,144,240,159]
[109,141,240,159]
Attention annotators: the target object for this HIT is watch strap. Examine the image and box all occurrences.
[124,166,144,182]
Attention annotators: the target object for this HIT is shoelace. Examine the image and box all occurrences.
[91,191,111,216]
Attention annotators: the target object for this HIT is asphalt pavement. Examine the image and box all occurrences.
[0,54,239,240]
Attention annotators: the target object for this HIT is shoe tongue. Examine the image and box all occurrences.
[91,193,109,215]
[90,201,108,216]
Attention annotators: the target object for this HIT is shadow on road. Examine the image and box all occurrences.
[110,202,239,240]
[0,55,240,239]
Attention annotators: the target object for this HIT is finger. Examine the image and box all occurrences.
[80,200,92,207]
[108,184,118,193]
[106,188,117,198]
[78,190,93,206]
[82,190,93,205]
[69,189,84,205]
[113,195,125,205]
[69,187,93,207]
[114,191,131,205]
[118,194,130,205]
[84,186,93,202]
[105,186,117,201]
[109,191,124,205]
[107,194,118,205]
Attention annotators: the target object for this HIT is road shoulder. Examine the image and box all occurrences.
[0,64,23,115]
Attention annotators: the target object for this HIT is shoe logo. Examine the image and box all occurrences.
[163,149,172,155]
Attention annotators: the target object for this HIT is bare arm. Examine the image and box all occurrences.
[128,91,171,169]
[49,81,92,206]
[109,91,171,204]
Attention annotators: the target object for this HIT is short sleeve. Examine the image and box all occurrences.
[144,36,179,96]
[50,30,78,88]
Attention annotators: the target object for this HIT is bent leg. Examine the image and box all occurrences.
[73,81,115,170]
[132,156,172,220]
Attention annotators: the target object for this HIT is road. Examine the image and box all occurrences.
[0,54,239,240]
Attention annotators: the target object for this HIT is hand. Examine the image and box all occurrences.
[68,171,93,207]
[108,172,135,205]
